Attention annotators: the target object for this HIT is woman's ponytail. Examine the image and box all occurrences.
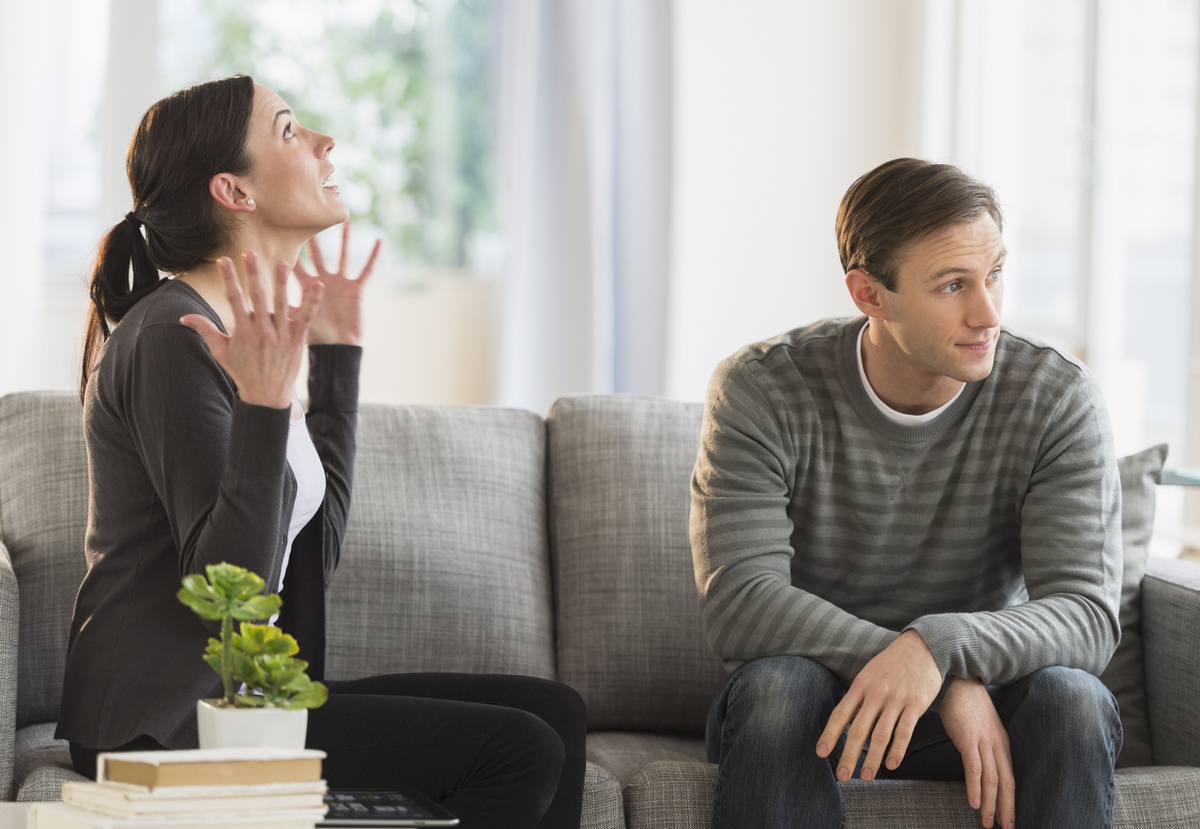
[79,74,255,403]
[79,212,165,402]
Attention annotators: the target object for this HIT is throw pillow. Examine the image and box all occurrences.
[1102,443,1168,767]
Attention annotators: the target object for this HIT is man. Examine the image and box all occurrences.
[691,158,1122,829]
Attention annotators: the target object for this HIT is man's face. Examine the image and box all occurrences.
[878,213,1007,385]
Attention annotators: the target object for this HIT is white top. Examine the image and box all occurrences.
[856,322,963,426]
[270,414,327,621]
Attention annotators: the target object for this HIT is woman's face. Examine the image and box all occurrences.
[240,85,349,235]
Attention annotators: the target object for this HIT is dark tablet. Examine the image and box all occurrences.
[320,790,460,827]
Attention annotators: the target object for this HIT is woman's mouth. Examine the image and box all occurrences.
[322,170,339,193]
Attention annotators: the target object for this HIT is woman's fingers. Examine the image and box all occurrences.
[194,250,326,409]
[307,234,329,275]
[242,252,270,331]
[338,221,350,274]
[293,279,325,340]
[178,314,228,360]
[357,238,382,285]
[272,259,290,332]
[217,257,250,324]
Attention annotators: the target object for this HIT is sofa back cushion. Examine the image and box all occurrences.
[547,395,726,733]
[0,392,88,727]
[326,404,556,680]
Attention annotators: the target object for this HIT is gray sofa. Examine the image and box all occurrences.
[1,390,1199,828]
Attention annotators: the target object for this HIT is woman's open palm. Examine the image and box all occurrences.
[180,252,324,409]
[295,222,381,346]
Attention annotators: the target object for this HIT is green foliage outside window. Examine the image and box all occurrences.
[201,0,497,273]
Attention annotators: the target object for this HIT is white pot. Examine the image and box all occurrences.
[196,700,308,750]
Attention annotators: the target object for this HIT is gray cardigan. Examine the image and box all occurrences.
[56,279,360,750]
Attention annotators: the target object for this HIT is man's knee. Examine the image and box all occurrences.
[714,656,842,747]
[1004,666,1122,756]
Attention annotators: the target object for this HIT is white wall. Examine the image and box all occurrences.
[665,0,938,401]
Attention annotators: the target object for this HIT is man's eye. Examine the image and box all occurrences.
[943,282,962,294]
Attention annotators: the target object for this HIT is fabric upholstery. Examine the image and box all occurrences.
[1103,443,1167,767]
[2,389,1199,827]
[0,392,87,731]
[0,542,17,801]
[547,395,726,732]
[326,404,556,681]
[579,762,624,829]
[1143,556,1200,767]
[13,723,79,801]
[618,761,1200,829]
[586,731,707,787]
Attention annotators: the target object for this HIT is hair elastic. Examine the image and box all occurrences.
[124,212,143,230]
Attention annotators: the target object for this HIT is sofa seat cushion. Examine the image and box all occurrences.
[580,762,625,829]
[586,731,707,786]
[614,759,1200,829]
[327,404,556,679]
[14,721,83,801]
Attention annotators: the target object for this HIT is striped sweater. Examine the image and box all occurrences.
[690,316,1122,688]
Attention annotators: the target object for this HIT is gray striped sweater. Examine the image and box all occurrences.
[690,316,1122,689]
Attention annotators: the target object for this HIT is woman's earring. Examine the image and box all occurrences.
[246,198,256,206]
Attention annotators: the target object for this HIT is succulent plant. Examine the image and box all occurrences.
[178,563,327,709]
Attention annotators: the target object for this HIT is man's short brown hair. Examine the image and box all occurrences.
[837,158,1003,292]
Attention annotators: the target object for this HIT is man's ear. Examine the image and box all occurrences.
[209,173,254,212]
[846,268,888,319]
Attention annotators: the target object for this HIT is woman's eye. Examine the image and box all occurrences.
[283,122,294,140]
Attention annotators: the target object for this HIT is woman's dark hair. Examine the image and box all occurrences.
[836,158,1004,292]
[80,74,256,401]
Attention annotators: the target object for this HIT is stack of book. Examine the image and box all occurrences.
[30,748,329,829]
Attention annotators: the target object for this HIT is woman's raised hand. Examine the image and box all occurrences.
[180,252,324,410]
[294,222,381,346]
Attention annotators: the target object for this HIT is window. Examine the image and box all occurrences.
[960,0,1200,551]
[160,0,501,278]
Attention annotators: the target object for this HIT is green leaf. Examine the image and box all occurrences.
[285,682,328,710]
[231,594,282,621]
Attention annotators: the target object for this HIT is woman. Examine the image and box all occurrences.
[57,75,586,829]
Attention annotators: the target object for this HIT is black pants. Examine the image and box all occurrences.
[71,673,587,829]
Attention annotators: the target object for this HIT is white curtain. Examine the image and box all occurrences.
[0,0,55,395]
[493,0,673,414]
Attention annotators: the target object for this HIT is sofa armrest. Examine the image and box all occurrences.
[0,541,16,800]
[1142,556,1200,766]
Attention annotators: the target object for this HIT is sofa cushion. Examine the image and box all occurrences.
[586,731,707,786]
[0,392,88,728]
[615,760,1200,829]
[1103,444,1166,768]
[547,395,726,733]
[579,762,625,829]
[1142,556,1200,767]
[14,722,81,800]
[327,404,556,680]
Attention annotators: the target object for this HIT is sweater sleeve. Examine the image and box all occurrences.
[906,374,1123,684]
[691,355,898,686]
[304,344,361,584]
[124,322,292,592]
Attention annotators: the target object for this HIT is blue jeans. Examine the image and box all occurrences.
[706,656,1122,829]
